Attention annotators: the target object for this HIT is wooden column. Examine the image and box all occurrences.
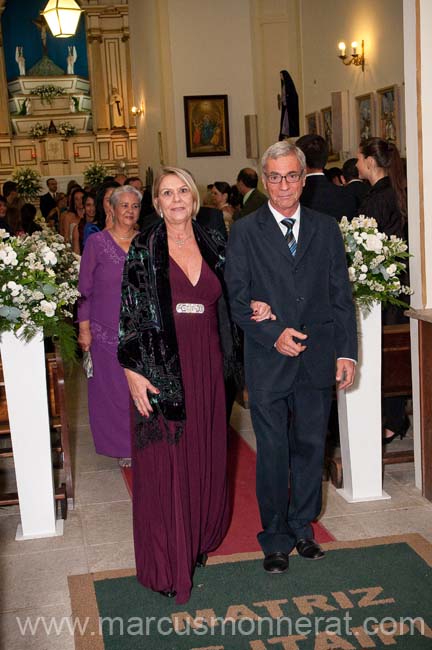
[122,28,133,130]
[87,29,110,132]
[407,309,432,501]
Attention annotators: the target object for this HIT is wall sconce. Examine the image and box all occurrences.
[42,0,83,38]
[74,149,79,158]
[131,105,143,116]
[338,39,365,72]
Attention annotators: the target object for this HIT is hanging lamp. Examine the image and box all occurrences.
[42,0,83,38]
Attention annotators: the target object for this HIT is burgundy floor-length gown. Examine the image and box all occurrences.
[77,230,131,458]
[132,258,230,604]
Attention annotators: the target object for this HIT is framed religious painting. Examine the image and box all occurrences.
[320,106,339,161]
[377,85,400,148]
[305,112,320,136]
[355,92,376,147]
[183,95,230,157]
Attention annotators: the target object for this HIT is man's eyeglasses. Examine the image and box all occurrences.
[264,172,304,184]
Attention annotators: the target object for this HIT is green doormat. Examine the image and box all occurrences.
[69,535,432,650]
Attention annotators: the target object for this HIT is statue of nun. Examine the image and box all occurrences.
[278,70,299,140]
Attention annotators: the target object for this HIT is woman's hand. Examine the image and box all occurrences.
[250,300,277,322]
[78,322,92,351]
[124,368,160,418]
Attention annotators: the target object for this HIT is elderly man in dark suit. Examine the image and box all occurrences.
[296,135,356,221]
[225,141,357,574]
[233,167,267,220]
[39,177,58,219]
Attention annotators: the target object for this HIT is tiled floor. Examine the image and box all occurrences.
[1,367,431,648]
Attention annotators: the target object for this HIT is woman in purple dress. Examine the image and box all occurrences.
[118,167,273,603]
[77,186,141,465]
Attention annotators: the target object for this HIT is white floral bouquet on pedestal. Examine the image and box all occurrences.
[12,166,42,201]
[83,162,108,188]
[0,223,80,362]
[339,216,412,309]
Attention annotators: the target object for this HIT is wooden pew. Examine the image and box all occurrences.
[0,345,73,517]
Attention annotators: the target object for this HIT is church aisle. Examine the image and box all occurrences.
[0,366,431,648]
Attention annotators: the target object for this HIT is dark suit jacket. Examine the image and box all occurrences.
[300,174,356,221]
[344,180,369,213]
[40,192,57,219]
[141,207,227,239]
[234,188,267,221]
[225,204,357,394]
[196,206,227,239]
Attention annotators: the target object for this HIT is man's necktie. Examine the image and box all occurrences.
[281,217,297,256]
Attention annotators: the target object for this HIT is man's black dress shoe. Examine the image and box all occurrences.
[196,552,208,568]
[263,552,289,573]
[158,590,177,598]
[296,539,325,560]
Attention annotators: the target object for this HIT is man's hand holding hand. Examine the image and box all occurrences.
[275,328,307,356]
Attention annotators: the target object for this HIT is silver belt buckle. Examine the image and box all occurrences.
[175,303,205,314]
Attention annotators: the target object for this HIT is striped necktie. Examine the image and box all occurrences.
[281,217,297,256]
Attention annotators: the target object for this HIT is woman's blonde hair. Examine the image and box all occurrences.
[152,166,200,218]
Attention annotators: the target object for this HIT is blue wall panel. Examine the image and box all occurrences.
[2,0,88,80]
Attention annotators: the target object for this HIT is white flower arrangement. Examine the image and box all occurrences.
[57,121,77,137]
[0,222,80,362]
[339,216,412,309]
[12,166,42,201]
[30,85,66,105]
[29,122,49,139]
[83,162,108,188]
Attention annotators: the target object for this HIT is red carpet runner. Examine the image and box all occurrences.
[121,428,334,555]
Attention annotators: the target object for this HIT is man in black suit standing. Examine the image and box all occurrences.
[296,135,356,221]
[341,158,369,213]
[233,168,267,220]
[39,177,58,219]
[225,141,357,574]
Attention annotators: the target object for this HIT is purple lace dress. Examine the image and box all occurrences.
[77,230,131,458]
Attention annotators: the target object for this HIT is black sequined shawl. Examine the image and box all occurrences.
[117,220,243,448]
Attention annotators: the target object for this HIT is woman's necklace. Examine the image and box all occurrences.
[168,233,193,247]
[112,230,135,241]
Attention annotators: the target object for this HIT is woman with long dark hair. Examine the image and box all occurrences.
[94,181,120,230]
[356,137,409,444]
[356,137,407,238]
[211,181,234,233]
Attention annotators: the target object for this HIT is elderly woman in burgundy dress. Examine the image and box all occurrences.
[118,166,274,603]
[77,185,141,466]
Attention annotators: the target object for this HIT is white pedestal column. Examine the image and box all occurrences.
[337,302,391,503]
[0,329,63,539]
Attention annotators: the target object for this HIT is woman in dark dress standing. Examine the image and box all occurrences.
[356,137,409,443]
[118,167,273,603]
[356,137,406,239]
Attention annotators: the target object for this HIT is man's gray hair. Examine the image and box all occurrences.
[261,141,306,172]
[109,185,142,208]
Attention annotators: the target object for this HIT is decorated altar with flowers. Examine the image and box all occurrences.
[0,223,79,539]
[337,216,411,503]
